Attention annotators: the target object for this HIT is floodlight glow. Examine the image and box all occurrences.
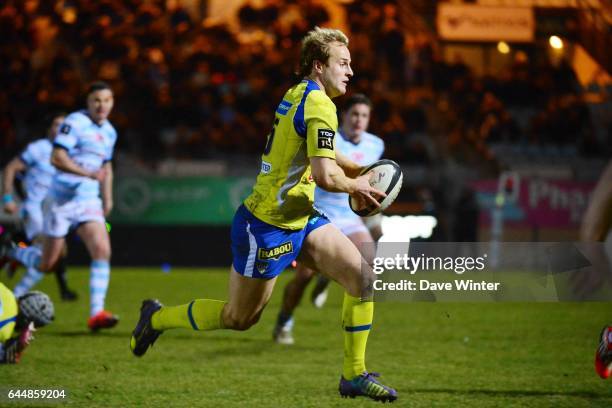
[549,36,563,50]
[497,41,510,54]
[63,8,77,24]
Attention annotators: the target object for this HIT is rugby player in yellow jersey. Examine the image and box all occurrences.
[0,283,54,363]
[130,27,397,402]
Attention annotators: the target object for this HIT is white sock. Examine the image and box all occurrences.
[9,246,41,269]
[89,259,110,316]
[13,267,44,297]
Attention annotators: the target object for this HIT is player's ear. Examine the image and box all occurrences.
[313,60,324,74]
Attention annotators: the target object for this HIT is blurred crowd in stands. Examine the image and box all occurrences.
[1,0,610,172]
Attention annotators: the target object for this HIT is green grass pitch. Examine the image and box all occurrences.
[2,267,612,407]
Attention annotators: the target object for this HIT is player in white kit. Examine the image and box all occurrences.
[2,82,119,331]
[273,94,384,345]
[2,114,77,300]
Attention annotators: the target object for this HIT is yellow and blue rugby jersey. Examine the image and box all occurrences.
[244,79,338,230]
[0,283,18,343]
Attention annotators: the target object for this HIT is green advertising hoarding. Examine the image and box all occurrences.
[110,177,255,225]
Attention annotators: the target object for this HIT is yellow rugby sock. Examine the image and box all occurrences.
[151,299,226,331]
[342,293,373,379]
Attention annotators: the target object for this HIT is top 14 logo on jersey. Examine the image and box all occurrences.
[59,124,71,135]
[317,129,334,150]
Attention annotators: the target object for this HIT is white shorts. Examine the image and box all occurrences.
[43,197,105,238]
[317,205,368,237]
[21,200,45,241]
[363,213,383,231]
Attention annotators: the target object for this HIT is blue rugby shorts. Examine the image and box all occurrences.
[231,204,330,279]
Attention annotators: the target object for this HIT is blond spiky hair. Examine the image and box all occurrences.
[299,27,349,77]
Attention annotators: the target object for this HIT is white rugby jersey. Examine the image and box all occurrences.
[19,139,56,203]
[315,130,384,212]
[50,110,117,201]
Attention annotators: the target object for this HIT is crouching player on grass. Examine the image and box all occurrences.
[0,283,54,364]
[130,27,398,402]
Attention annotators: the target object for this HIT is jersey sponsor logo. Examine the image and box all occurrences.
[257,241,294,260]
[59,124,71,134]
[317,129,334,150]
[276,100,293,116]
[261,160,272,174]
[351,152,365,162]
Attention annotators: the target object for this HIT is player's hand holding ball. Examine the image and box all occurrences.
[350,172,386,212]
[349,160,403,216]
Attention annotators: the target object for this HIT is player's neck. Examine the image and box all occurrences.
[341,128,361,145]
[85,110,105,126]
[304,76,325,94]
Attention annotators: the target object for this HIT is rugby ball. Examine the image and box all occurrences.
[349,159,403,216]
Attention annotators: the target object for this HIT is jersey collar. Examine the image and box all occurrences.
[301,79,321,90]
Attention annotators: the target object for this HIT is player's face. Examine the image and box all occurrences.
[343,103,370,141]
[87,89,114,124]
[321,43,353,99]
[48,115,65,140]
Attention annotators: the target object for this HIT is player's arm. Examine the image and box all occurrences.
[2,156,27,214]
[101,161,113,216]
[51,148,105,181]
[0,323,35,364]
[52,118,106,181]
[311,157,383,208]
[335,150,362,178]
[306,94,384,207]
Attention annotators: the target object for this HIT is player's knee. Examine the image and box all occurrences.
[228,315,259,331]
[37,261,53,273]
[361,271,377,296]
[224,309,261,331]
[238,317,259,331]
[344,269,376,298]
[344,279,361,298]
[91,243,111,260]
